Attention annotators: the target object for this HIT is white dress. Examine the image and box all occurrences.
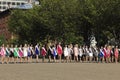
[89,48,93,57]
[68,48,72,56]
[79,48,83,57]
[64,47,69,57]
[23,47,28,57]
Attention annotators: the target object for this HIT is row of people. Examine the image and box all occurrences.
[62,44,120,63]
[0,43,63,64]
[0,43,119,64]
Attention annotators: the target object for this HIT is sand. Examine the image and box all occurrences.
[0,63,120,80]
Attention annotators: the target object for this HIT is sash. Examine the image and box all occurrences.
[14,48,19,56]
[53,48,57,56]
[58,45,62,50]
[6,48,10,55]
[43,47,47,53]
[35,46,39,51]
[100,49,104,55]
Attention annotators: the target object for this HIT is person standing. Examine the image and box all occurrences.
[0,44,6,64]
[41,45,47,62]
[82,46,86,62]
[68,44,73,62]
[57,42,63,62]
[30,44,34,63]
[14,45,19,63]
[52,45,57,62]
[114,46,119,63]
[106,46,111,63]
[27,44,32,63]
[98,46,104,63]
[103,45,107,62]
[47,43,52,63]
[79,46,83,62]
[9,44,14,63]
[35,43,40,63]
[89,46,93,63]
[85,46,89,62]
[5,44,10,64]
[111,46,115,63]
[93,46,99,62]
[19,45,23,63]
[23,44,28,63]
[74,44,79,62]
[64,45,69,63]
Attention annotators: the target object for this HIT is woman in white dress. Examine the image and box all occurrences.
[64,45,69,62]
[85,46,89,62]
[23,44,28,62]
[89,46,93,63]
[79,46,83,62]
[68,45,73,62]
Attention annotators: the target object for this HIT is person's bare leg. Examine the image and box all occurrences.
[54,56,56,62]
[48,56,51,62]
[60,55,62,62]
[36,55,39,63]
[6,57,9,64]
[115,58,118,63]
[30,56,32,63]
[1,57,4,64]
[76,56,78,62]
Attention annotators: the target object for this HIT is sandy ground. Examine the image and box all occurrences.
[0,63,120,80]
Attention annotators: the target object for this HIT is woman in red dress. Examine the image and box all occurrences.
[57,42,63,62]
[114,46,119,63]
[41,45,47,62]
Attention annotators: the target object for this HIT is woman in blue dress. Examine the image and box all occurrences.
[27,44,32,63]
[52,45,57,62]
[35,43,40,63]
[98,46,104,63]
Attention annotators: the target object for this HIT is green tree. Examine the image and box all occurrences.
[8,0,120,46]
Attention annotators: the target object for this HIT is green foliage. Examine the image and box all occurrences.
[8,0,120,46]
[0,35,6,46]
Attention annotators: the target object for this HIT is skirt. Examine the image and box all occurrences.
[19,51,23,57]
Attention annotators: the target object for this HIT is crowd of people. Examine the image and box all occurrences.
[0,42,120,64]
